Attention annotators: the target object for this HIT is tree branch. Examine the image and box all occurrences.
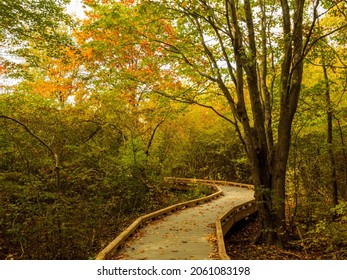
[0,115,56,160]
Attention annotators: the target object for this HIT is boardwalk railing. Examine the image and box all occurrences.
[164,177,254,190]
[216,199,257,259]
[96,177,257,260]
[165,177,257,260]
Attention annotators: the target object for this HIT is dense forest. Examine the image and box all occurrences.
[1,0,347,259]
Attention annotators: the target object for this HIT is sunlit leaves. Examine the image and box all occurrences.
[0,0,74,59]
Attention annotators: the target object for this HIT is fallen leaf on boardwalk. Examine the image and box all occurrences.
[209,250,219,260]
[113,253,129,260]
[206,233,217,243]
[140,249,145,253]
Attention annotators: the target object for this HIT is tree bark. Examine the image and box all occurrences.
[335,117,347,200]
[151,0,315,245]
[323,64,339,206]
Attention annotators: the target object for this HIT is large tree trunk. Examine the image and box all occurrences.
[152,0,309,245]
[216,0,306,245]
[236,0,304,244]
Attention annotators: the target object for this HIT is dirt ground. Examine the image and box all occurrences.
[224,215,347,260]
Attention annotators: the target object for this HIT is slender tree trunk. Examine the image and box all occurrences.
[323,65,339,206]
[335,118,347,199]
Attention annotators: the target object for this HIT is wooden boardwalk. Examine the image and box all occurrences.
[112,185,254,260]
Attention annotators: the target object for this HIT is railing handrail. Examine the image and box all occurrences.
[215,199,257,259]
[96,177,257,260]
[164,177,254,189]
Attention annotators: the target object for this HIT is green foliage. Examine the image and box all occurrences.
[297,203,347,258]
[1,0,74,68]
[1,78,234,259]
[190,184,214,198]
[152,106,250,181]
[332,202,347,220]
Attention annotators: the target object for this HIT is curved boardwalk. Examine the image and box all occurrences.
[113,186,254,260]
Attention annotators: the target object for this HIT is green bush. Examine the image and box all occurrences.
[300,202,347,258]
